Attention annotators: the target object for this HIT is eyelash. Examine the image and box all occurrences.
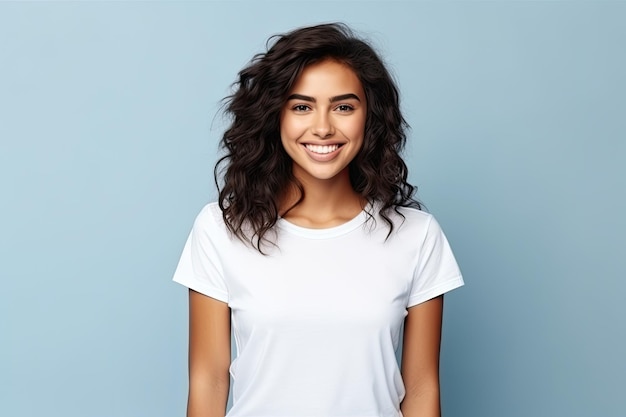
[292,104,311,112]
[291,104,355,112]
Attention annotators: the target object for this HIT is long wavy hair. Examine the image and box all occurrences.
[215,22,421,252]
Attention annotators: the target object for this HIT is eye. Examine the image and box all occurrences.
[336,104,354,112]
[292,104,311,112]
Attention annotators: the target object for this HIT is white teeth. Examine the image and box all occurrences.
[305,144,340,154]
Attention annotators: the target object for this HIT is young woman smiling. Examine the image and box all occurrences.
[173,23,464,417]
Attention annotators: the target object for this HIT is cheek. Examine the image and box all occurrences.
[280,114,304,140]
[340,115,366,140]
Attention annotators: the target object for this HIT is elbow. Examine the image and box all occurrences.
[401,374,440,416]
[189,364,230,392]
[403,372,440,400]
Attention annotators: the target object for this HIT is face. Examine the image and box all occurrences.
[280,59,366,184]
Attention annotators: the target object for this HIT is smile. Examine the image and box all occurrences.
[304,144,342,154]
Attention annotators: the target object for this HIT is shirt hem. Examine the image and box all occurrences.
[173,276,229,303]
[407,275,464,308]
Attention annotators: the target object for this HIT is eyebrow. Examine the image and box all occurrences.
[286,93,361,103]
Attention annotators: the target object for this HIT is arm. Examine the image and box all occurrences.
[187,289,231,417]
[400,295,444,417]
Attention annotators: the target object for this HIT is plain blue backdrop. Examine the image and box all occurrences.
[1,1,624,416]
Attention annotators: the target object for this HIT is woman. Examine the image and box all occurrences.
[173,23,463,417]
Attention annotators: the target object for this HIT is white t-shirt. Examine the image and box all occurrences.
[173,202,463,417]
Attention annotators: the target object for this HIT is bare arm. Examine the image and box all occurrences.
[400,295,444,417]
[187,289,231,417]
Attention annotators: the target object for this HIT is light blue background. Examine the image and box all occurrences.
[1,1,624,416]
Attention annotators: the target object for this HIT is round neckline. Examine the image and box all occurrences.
[277,205,371,239]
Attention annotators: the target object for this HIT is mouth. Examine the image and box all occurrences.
[303,143,343,154]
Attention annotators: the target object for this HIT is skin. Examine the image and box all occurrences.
[401,296,444,417]
[279,59,367,227]
[187,290,230,417]
[186,58,444,417]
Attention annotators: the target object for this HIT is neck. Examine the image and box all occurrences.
[279,169,366,229]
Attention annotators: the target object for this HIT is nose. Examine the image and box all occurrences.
[312,111,334,138]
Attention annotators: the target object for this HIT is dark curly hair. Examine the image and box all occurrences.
[215,22,421,252]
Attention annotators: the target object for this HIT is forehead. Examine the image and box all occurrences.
[289,59,364,96]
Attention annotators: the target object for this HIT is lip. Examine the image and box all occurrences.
[301,143,344,162]
[302,141,346,146]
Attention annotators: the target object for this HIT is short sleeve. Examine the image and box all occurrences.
[407,215,464,307]
[172,205,229,303]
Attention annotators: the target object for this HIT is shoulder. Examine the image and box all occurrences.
[192,202,228,235]
[376,204,434,232]
[390,205,432,222]
[196,201,222,221]
[371,204,454,251]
